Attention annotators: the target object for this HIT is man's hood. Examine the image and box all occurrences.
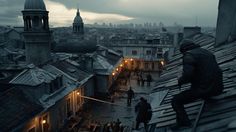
[180,39,200,53]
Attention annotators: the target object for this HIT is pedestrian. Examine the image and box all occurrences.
[141,75,144,87]
[127,87,135,106]
[137,75,140,86]
[146,73,152,87]
[135,97,152,132]
[114,119,121,132]
[171,39,224,130]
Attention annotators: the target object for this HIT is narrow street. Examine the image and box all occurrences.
[85,71,162,131]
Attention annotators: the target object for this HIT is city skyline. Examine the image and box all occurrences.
[1,0,218,27]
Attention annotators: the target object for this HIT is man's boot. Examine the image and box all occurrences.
[171,114,192,130]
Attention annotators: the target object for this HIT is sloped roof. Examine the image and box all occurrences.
[149,33,236,132]
[52,60,91,82]
[10,65,57,86]
[93,54,114,70]
[0,88,43,131]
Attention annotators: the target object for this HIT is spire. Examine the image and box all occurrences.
[77,8,80,16]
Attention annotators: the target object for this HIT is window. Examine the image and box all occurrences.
[146,50,151,55]
[66,98,72,117]
[152,62,155,70]
[57,76,63,88]
[49,82,54,93]
[132,50,138,55]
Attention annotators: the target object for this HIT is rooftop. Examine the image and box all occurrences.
[148,33,236,132]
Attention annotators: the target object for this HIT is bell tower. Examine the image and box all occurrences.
[22,0,51,65]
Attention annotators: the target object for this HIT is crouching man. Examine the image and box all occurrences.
[171,39,223,129]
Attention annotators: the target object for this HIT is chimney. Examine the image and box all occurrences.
[183,27,201,38]
[215,0,236,47]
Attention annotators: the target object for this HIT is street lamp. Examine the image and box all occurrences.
[77,92,80,95]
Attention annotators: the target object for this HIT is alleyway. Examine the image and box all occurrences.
[85,71,165,131]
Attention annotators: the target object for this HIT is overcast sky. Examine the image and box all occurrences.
[0,0,219,27]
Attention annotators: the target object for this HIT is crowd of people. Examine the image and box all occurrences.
[136,72,153,87]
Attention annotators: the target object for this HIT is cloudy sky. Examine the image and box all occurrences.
[0,0,219,27]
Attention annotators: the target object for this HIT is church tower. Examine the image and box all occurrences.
[22,0,51,65]
[73,8,84,35]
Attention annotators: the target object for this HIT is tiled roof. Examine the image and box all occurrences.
[149,33,236,132]
[52,60,91,82]
[10,65,57,86]
[0,88,43,131]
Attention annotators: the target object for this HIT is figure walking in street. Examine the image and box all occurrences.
[171,39,224,129]
[135,97,152,132]
[127,87,134,106]
[146,73,152,87]
[141,74,144,87]
[137,74,140,86]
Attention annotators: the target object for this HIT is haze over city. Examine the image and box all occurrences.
[1,0,218,27]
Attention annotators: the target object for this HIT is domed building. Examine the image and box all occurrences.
[73,8,84,35]
[24,0,46,10]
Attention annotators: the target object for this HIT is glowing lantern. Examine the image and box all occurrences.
[42,120,46,124]
[112,72,115,76]
[125,60,128,63]
[161,60,165,66]
[116,68,119,71]
[77,92,80,95]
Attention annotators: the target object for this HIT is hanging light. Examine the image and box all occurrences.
[42,120,46,124]
[112,72,115,76]
[161,60,165,66]
[116,68,119,71]
[77,92,80,95]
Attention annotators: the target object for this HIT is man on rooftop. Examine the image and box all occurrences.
[171,39,224,129]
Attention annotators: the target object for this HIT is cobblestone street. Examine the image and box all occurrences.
[87,72,164,130]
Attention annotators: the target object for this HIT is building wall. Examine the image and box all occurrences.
[83,76,95,97]
[23,87,86,132]
[112,46,162,60]
[124,59,161,72]
[95,75,108,94]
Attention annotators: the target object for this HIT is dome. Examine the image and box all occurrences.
[74,16,83,24]
[24,0,46,10]
[73,9,83,24]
